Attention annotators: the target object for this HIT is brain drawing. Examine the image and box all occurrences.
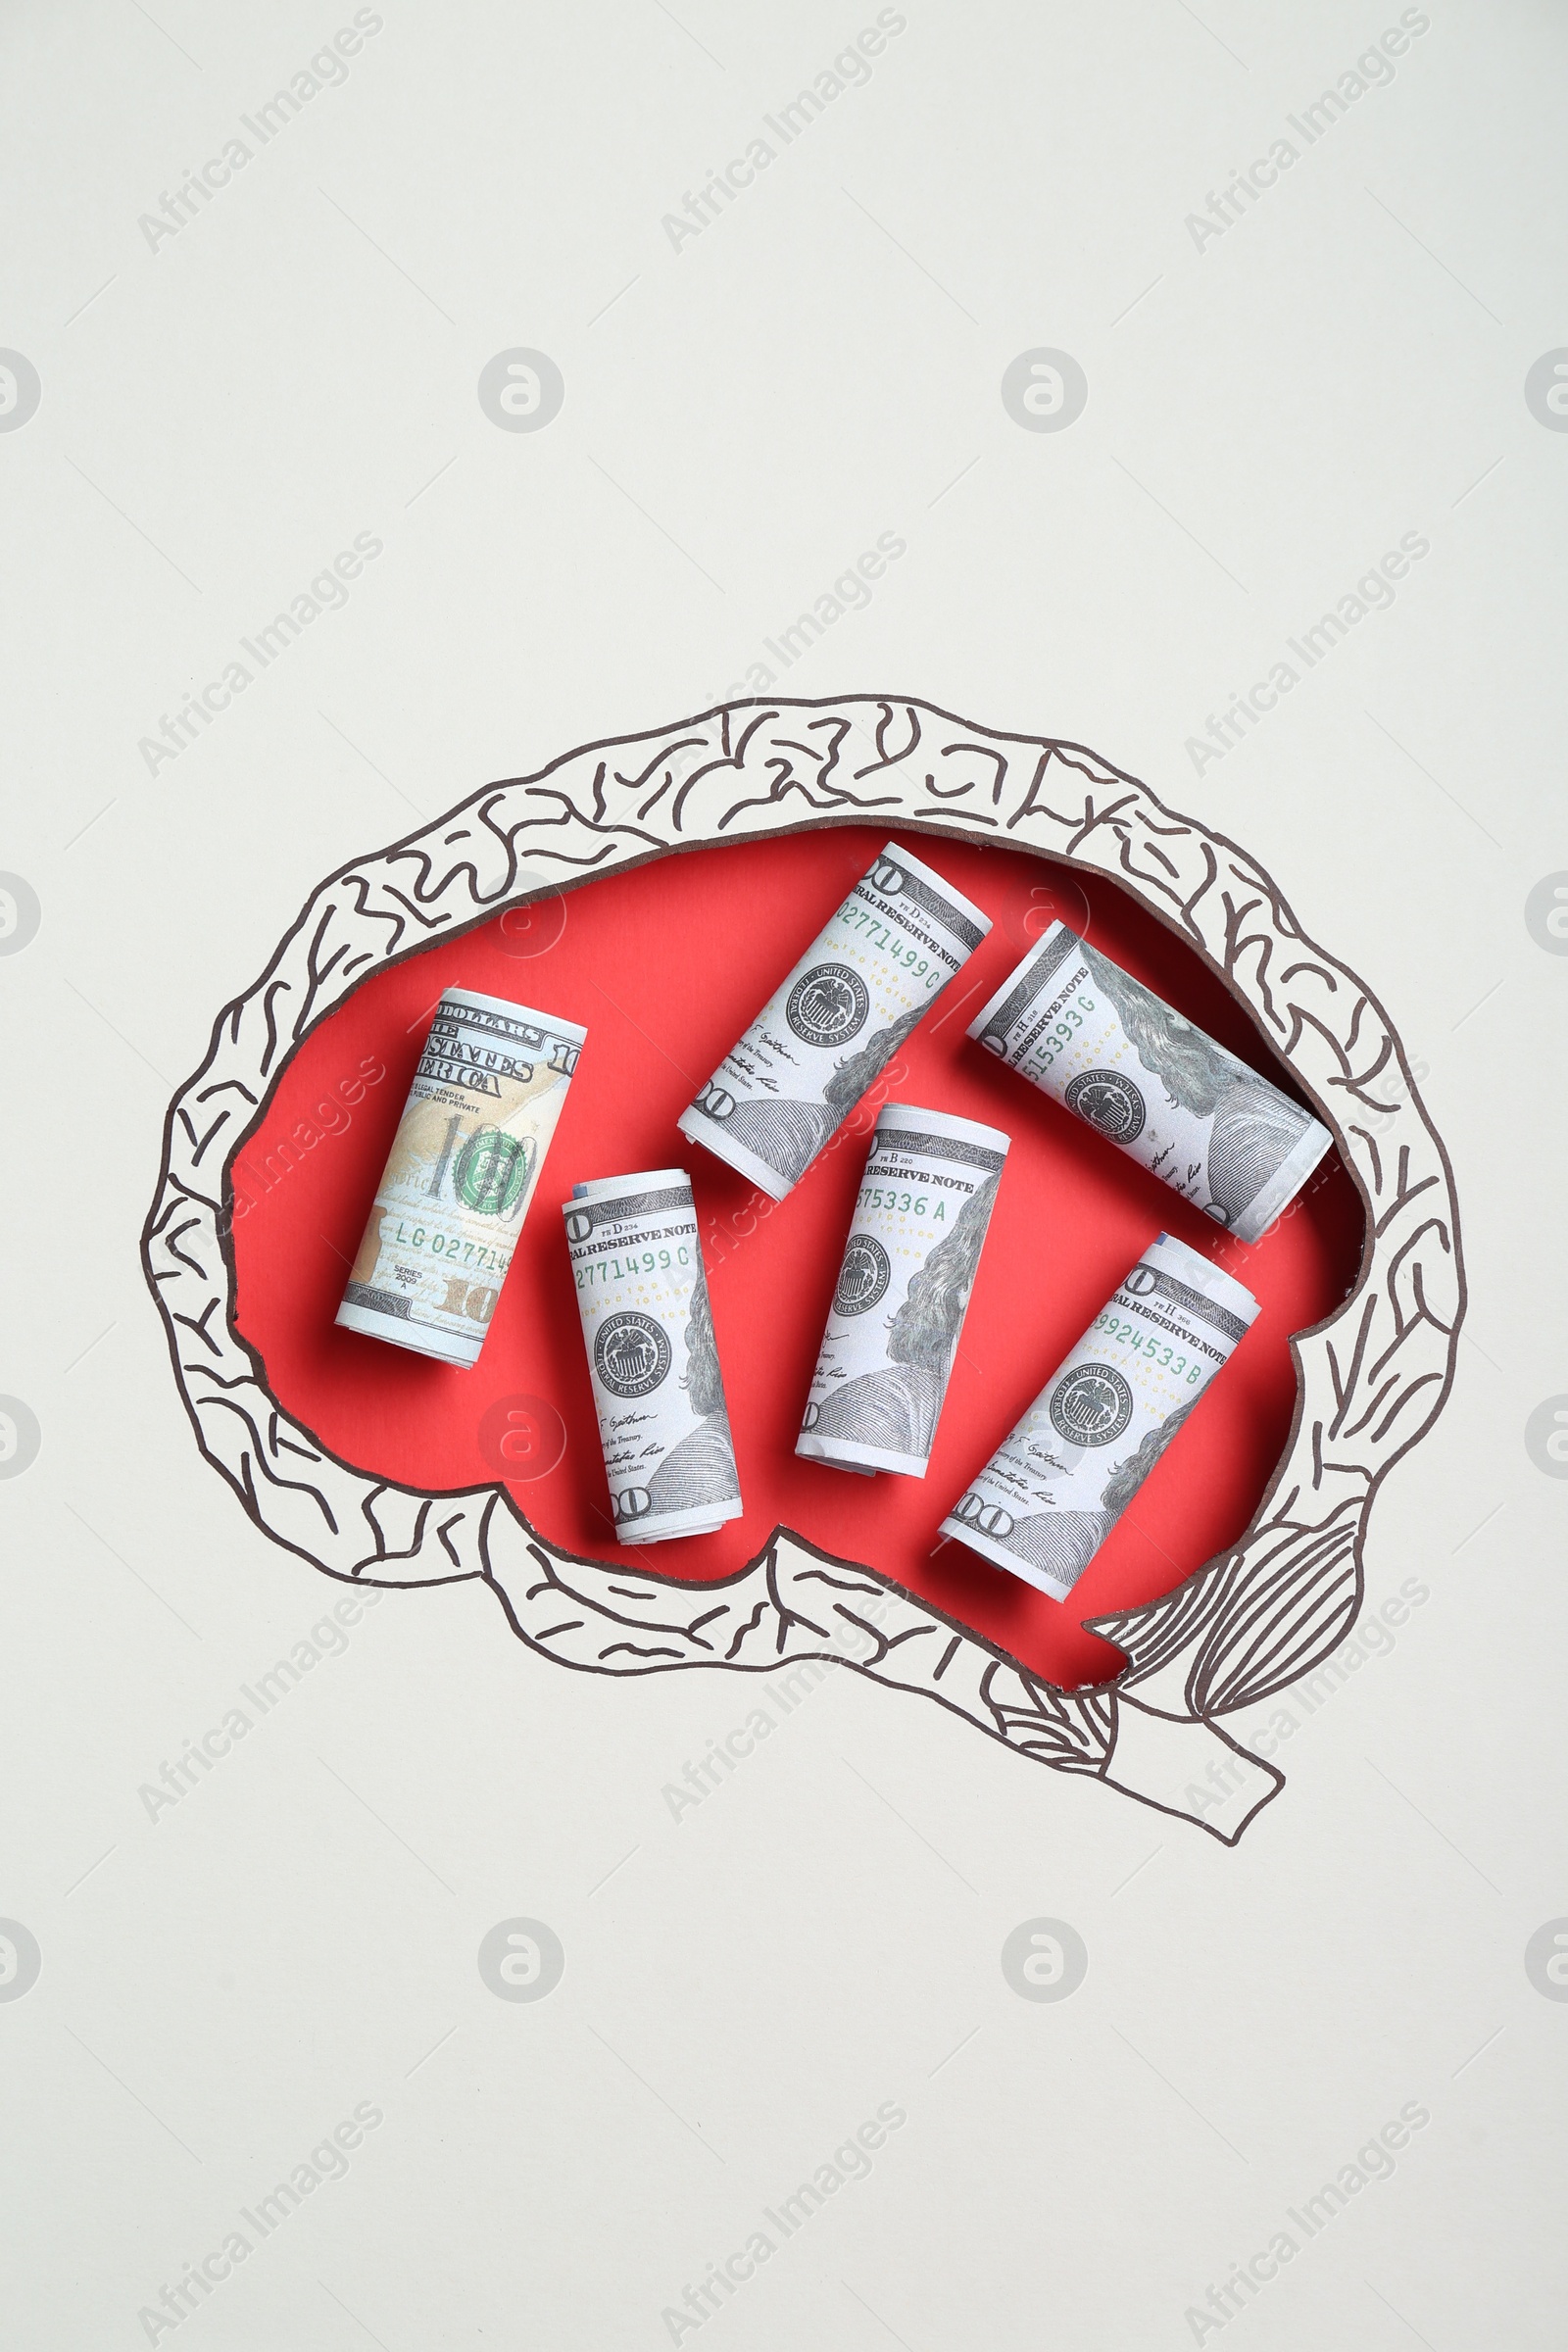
[142,697,1462,1842]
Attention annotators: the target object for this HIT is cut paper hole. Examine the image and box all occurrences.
[230,826,1363,1690]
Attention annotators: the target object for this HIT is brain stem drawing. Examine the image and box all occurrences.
[142,698,1462,1844]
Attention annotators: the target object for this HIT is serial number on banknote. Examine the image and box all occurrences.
[574,1245,695,1289]
[854,1185,951,1217]
[1091,1307,1204,1381]
[385,1220,510,1272]
[840,907,945,979]
[1024,991,1095,1070]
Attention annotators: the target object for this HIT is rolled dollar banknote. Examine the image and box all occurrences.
[797,1103,1009,1478]
[336,988,584,1369]
[941,1232,1258,1601]
[677,844,991,1201]
[969,924,1332,1244]
[564,1170,743,1544]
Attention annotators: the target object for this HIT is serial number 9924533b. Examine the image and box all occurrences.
[1091,1310,1203,1382]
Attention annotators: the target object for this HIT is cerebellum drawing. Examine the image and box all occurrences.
[142,697,1462,1843]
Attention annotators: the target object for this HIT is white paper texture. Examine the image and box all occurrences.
[0,8,1556,2345]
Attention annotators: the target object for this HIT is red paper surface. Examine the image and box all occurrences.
[229,827,1364,1690]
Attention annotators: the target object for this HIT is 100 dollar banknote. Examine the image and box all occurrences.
[798,1102,1008,1478]
[336,988,585,1369]
[970,924,1333,1244]
[679,844,991,1201]
[564,1170,743,1544]
[941,1231,1258,1600]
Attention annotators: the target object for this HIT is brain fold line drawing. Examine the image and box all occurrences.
[142,697,1463,1843]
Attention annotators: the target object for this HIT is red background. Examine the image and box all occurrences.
[229,828,1364,1690]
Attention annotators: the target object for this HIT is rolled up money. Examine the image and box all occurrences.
[941,1232,1258,1600]
[797,1103,1009,1478]
[564,1170,743,1544]
[969,924,1332,1244]
[336,988,584,1369]
[678,844,991,1201]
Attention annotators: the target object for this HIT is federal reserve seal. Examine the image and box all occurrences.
[786,961,869,1049]
[1064,1068,1146,1143]
[593,1312,672,1398]
[834,1233,892,1317]
[1049,1362,1134,1446]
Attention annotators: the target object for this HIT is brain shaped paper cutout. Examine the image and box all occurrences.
[142,698,1462,1843]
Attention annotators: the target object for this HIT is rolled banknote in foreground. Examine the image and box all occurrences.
[336,988,584,1369]
[941,1232,1259,1600]
[678,844,991,1201]
[797,1103,1009,1478]
[564,1170,743,1544]
[969,924,1332,1244]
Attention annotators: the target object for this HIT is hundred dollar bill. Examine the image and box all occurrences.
[797,1103,1009,1478]
[336,988,584,1369]
[969,924,1333,1244]
[941,1232,1258,1600]
[677,844,991,1201]
[564,1170,743,1544]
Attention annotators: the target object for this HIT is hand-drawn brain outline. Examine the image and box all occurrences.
[141,697,1463,1843]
